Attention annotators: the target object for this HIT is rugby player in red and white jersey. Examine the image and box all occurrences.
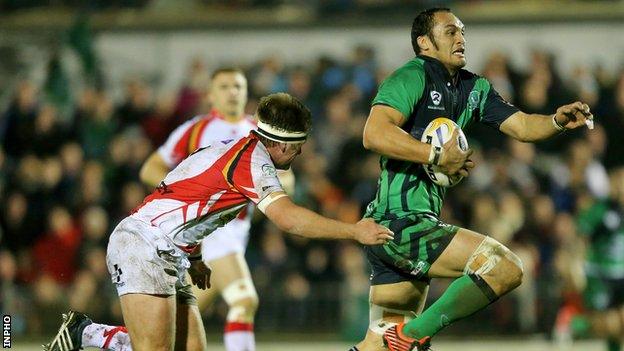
[45,68,290,351]
[141,67,268,351]
[44,93,394,351]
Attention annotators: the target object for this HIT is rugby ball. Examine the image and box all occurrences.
[420,118,469,187]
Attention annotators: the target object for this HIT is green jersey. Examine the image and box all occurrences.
[365,55,518,220]
[577,200,624,278]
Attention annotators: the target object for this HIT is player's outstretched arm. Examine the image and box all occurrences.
[500,101,594,142]
[139,152,172,188]
[263,193,394,245]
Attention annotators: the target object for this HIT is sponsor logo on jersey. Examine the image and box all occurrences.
[261,163,277,177]
[427,90,445,110]
[111,264,124,287]
[431,91,442,105]
[157,181,173,194]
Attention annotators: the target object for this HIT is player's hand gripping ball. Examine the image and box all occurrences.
[421,117,469,187]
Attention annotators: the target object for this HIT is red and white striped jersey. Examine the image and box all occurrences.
[158,109,257,168]
[132,133,283,248]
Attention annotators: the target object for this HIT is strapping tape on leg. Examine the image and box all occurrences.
[463,236,523,275]
[222,277,258,323]
[226,305,248,322]
[369,304,417,335]
[221,277,258,305]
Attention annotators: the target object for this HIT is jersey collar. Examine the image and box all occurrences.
[417,55,458,84]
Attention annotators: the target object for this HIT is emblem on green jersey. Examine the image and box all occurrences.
[468,90,480,111]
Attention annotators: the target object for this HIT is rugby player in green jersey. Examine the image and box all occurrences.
[349,7,595,351]
[568,167,624,351]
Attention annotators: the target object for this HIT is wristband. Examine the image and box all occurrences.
[428,145,443,166]
[189,255,202,262]
[552,114,566,132]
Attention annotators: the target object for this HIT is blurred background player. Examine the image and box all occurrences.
[351,7,594,351]
[555,166,624,351]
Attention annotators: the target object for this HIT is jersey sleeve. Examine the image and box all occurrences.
[230,142,285,212]
[157,117,201,168]
[372,60,426,119]
[478,78,519,129]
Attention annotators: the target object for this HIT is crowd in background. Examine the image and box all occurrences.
[1,44,624,341]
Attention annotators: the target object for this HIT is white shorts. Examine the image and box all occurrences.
[201,218,251,262]
[106,217,197,305]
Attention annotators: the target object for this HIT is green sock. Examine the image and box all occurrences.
[403,274,498,338]
[607,339,621,351]
[570,315,591,337]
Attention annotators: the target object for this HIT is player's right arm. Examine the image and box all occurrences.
[363,105,430,164]
[139,152,171,188]
[261,192,394,245]
[363,105,471,176]
[140,117,202,188]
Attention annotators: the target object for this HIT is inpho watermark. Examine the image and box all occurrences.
[2,315,10,349]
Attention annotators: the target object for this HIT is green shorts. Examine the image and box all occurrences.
[365,214,458,285]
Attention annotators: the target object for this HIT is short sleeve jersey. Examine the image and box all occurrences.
[577,200,624,278]
[132,133,283,248]
[366,55,519,220]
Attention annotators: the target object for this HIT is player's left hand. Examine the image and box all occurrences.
[554,101,594,130]
[188,260,211,289]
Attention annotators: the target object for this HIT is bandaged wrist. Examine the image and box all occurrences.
[552,114,566,132]
[428,145,443,165]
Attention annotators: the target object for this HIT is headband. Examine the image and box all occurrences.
[256,120,308,143]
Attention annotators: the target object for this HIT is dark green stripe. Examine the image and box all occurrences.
[378,158,390,214]
[401,170,420,213]
[424,180,435,211]
[456,107,469,129]
[477,78,492,122]
[389,173,406,210]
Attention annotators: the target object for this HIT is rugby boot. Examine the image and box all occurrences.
[43,311,92,351]
[383,323,432,351]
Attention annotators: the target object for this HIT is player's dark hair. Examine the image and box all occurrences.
[210,67,245,80]
[411,7,451,55]
[256,93,311,145]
